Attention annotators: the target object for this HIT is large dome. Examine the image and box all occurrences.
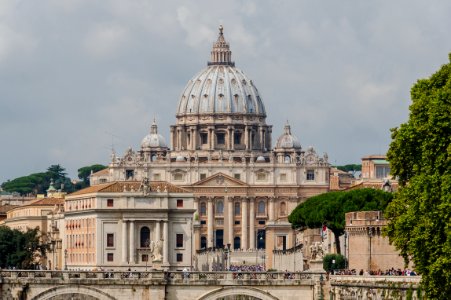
[176,26,266,117]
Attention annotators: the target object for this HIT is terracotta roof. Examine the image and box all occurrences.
[25,198,65,206]
[68,181,189,196]
[0,204,19,214]
[91,168,109,176]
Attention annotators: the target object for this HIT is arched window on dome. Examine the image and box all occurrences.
[216,200,224,216]
[284,155,291,163]
[140,226,150,248]
[280,202,287,216]
[258,201,266,215]
[200,202,206,216]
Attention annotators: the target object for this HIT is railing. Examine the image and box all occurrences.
[0,270,317,284]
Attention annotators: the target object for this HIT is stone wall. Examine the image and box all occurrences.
[272,245,303,271]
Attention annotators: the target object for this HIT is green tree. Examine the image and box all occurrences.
[288,188,393,254]
[385,54,451,299]
[323,254,347,272]
[0,226,48,269]
[334,164,362,172]
[77,164,107,186]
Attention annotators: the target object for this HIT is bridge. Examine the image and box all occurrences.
[0,270,323,300]
[0,270,422,300]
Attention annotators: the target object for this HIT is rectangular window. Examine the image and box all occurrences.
[153,173,161,180]
[107,233,114,247]
[177,199,183,208]
[126,169,134,180]
[258,220,266,225]
[200,220,206,225]
[216,219,224,225]
[234,220,240,225]
[280,173,287,182]
[234,173,241,180]
[107,253,114,262]
[217,133,225,144]
[257,173,267,181]
[176,234,184,248]
[174,173,183,181]
[234,132,241,145]
[200,173,207,180]
[200,133,208,144]
[306,170,315,181]
[107,199,114,207]
[142,254,149,262]
[176,253,183,262]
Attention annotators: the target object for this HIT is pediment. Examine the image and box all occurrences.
[193,172,247,187]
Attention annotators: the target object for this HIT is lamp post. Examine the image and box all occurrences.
[64,249,68,270]
[368,227,374,272]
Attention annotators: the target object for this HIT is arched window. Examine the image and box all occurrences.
[140,226,150,248]
[200,202,206,216]
[234,236,241,250]
[200,236,207,249]
[234,202,240,216]
[284,155,291,163]
[216,200,224,215]
[258,201,266,215]
[280,202,287,216]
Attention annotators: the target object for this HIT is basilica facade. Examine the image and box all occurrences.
[90,26,330,269]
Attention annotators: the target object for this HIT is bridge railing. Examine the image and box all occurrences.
[0,270,320,284]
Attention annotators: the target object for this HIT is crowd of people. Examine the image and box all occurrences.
[228,264,265,272]
[332,268,417,276]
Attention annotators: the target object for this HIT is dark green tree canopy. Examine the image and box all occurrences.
[334,164,362,172]
[78,164,107,184]
[289,188,393,254]
[385,53,451,299]
[0,226,48,269]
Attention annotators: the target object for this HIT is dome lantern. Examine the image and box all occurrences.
[208,25,234,67]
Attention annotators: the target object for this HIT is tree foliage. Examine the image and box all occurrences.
[288,188,393,254]
[334,164,362,172]
[0,226,48,269]
[323,254,347,272]
[385,54,451,299]
[1,164,74,195]
[77,164,107,188]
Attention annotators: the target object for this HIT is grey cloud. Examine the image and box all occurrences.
[1,0,451,183]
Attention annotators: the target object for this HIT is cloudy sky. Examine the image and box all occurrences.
[1,0,450,183]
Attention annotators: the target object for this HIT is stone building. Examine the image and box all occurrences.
[64,181,195,271]
[345,211,406,272]
[90,26,330,269]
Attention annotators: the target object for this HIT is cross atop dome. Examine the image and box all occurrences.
[208,25,235,66]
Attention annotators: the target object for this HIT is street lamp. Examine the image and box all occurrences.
[64,249,68,270]
[368,227,374,272]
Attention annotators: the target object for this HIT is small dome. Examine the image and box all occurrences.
[275,122,301,149]
[141,119,167,149]
[176,155,186,162]
[256,156,266,162]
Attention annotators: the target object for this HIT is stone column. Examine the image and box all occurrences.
[122,220,128,264]
[155,221,161,241]
[163,221,169,266]
[244,125,249,150]
[207,197,214,248]
[194,198,199,218]
[228,196,234,245]
[242,198,248,250]
[269,197,275,221]
[249,198,255,249]
[129,220,135,263]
